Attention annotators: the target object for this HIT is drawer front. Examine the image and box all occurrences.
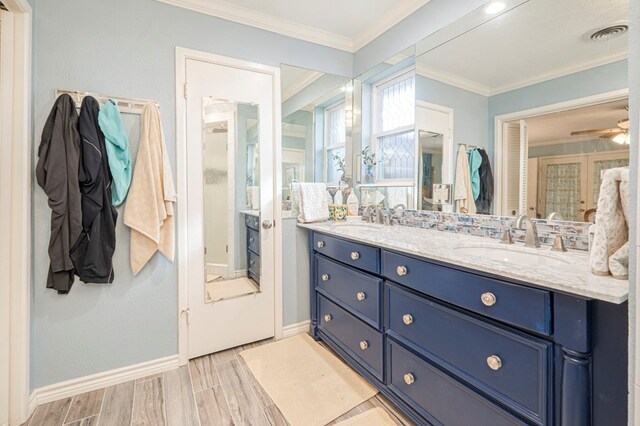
[245,215,259,231]
[247,228,260,255]
[248,250,260,278]
[387,283,550,424]
[313,232,380,274]
[318,295,383,380]
[382,250,551,335]
[387,340,525,426]
[315,255,382,328]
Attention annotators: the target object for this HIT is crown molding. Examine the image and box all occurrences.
[416,63,491,96]
[157,0,353,51]
[417,50,628,98]
[490,51,629,95]
[351,0,432,51]
[282,71,323,102]
[157,0,430,53]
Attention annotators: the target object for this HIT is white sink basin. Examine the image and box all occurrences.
[455,246,571,268]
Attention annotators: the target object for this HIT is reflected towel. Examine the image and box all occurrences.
[123,103,176,275]
[590,167,629,279]
[298,183,329,223]
[454,145,476,214]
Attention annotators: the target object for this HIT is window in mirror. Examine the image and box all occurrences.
[418,131,444,211]
[372,70,415,182]
[324,101,346,185]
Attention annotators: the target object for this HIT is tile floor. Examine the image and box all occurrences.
[23,336,413,426]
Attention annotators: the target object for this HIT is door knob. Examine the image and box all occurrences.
[261,220,273,229]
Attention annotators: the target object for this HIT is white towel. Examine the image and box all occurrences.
[123,103,176,275]
[297,183,329,223]
[590,167,629,279]
[454,145,476,214]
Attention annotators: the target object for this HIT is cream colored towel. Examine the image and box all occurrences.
[124,103,176,275]
[298,182,329,223]
[590,167,629,279]
[454,145,476,214]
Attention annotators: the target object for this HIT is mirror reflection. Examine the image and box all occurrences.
[202,99,261,303]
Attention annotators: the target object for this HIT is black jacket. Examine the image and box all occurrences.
[36,94,83,293]
[70,96,118,283]
[476,148,494,214]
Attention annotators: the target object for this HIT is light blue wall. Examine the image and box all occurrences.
[281,220,310,326]
[353,0,488,76]
[416,75,489,151]
[32,0,352,389]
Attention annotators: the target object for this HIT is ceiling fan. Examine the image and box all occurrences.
[570,109,630,145]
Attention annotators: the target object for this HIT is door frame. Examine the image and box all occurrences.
[175,47,283,366]
[0,0,32,424]
[494,88,629,216]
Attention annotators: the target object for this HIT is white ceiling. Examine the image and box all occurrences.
[519,98,629,146]
[158,0,431,52]
[417,0,628,95]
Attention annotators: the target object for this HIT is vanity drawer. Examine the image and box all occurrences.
[245,215,259,231]
[382,250,551,335]
[247,228,260,255]
[387,283,550,424]
[313,232,380,274]
[248,250,260,278]
[387,339,525,426]
[315,255,382,328]
[318,295,383,380]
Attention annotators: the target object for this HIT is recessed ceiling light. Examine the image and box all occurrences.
[485,1,506,14]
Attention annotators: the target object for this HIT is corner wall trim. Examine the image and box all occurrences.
[31,355,179,407]
[282,320,311,339]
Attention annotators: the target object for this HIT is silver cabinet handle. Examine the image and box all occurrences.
[487,355,502,370]
[324,314,332,322]
[403,373,415,385]
[481,292,497,307]
[321,274,330,282]
[317,241,325,248]
[396,265,408,276]
[351,251,360,260]
[356,292,366,301]
[402,314,413,325]
[359,340,369,350]
[261,220,273,229]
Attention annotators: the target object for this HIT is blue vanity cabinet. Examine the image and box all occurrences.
[308,231,628,426]
[245,214,260,283]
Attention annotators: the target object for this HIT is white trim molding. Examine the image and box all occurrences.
[157,0,430,53]
[31,356,179,407]
[0,1,32,425]
[416,63,491,97]
[282,71,323,102]
[282,320,311,339]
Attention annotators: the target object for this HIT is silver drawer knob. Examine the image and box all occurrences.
[359,341,369,350]
[403,373,415,385]
[321,274,330,282]
[402,314,413,325]
[351,251,360,260]
[487,355,502,370]
[250,260,255,265]
[317,241,325,248]
[356,292,366,301]
[249,237,254,243]
[396,265,408,276]
[324,314,332,322]
[481,292,497,307]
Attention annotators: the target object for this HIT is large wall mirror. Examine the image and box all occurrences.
[344,0,628,223]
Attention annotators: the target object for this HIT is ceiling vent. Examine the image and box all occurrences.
[589,23,628,42]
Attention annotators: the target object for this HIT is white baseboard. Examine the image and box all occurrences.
[282,320,311,339]
[32,355,179,406]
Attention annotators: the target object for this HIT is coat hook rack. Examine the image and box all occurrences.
[55,89,160,115]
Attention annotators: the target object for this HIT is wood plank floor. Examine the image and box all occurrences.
[23,336,414,426]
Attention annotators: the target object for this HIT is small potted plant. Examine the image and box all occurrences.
[331,153,346,184]
[362,146,377,184]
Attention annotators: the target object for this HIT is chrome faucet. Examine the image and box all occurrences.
[546,212,564,221]
[515,215,541,248]
[364,205,383,224]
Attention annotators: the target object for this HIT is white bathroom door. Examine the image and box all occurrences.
[185,58,276,359]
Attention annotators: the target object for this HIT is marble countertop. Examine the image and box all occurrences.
[298,221,629,304]
[240,209,260,217]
